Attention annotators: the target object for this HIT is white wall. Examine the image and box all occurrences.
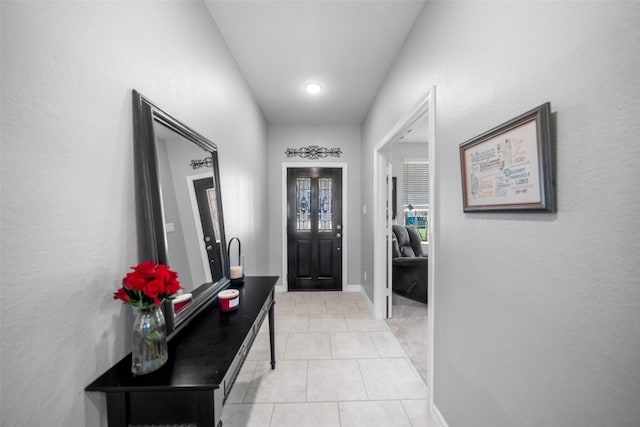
[0,2,267,426]
[156,137,195,288]
[267,125,362,288]
[363,2,640,426]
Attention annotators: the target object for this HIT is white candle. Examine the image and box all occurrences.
[230,265,243,279]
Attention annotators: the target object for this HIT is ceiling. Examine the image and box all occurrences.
[205,1,425,125]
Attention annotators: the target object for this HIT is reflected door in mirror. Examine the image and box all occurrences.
[193,177,223,281]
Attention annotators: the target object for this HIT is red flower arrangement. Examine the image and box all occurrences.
[113,262,182,308]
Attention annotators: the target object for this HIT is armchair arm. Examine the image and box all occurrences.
[392,256,428,304]
[392,257,428,268]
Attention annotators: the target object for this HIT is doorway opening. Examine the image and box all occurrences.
[372,86,436,399]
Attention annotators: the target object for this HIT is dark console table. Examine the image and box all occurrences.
[86,276,278,427]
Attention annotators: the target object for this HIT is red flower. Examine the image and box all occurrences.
[123,271,146,291]
[134,261,157,278]
[114,262,182,307]
[166,278,181,295]
[144,279,164,306]
[113,287,129,303]
[154,264,171,281]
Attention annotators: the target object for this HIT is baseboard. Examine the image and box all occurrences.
[345,284,361,293]
[358,287,375,312]
[430,402,449,427]
[274,284,361,293]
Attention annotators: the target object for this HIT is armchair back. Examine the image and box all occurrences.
[392,225,425,258]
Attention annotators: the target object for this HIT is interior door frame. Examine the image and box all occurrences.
[372,86,436,411]
[385,160,394,319]
[281,162,348,292]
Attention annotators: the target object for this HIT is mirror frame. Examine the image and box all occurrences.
[132,90,230,339]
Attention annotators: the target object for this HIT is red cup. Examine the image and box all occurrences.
[218,289,239,312]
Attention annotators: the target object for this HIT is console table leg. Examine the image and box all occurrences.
[269,296,276,370]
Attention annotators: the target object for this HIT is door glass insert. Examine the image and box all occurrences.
[206,186,221,242]
[296,177,311,231]
[318,177,332,232]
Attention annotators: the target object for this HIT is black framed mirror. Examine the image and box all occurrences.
[132,90,229,338]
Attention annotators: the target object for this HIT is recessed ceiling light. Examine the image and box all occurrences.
[305,82,323,94]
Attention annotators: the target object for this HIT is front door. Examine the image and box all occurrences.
[287,167,342,291]
[193,177,223,282]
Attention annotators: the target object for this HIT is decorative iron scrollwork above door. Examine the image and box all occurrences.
[285,145,342,159]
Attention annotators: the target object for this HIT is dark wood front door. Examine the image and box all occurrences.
[193,177,223,281]
[287,167,343,291]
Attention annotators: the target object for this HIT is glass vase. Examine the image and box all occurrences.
[131,304,168,375]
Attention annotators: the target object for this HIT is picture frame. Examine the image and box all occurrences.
[459,102,555,212]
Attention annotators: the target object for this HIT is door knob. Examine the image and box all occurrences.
[336,233,341,238]
[206,245,213,251]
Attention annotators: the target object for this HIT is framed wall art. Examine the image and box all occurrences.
[459,102,555,212]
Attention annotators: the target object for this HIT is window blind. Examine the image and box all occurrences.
[402,160,429,208]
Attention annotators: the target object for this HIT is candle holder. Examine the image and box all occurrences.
[227,237,244,285]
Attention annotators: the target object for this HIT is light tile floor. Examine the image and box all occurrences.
[222,291,432,427]
[385,293,429,384]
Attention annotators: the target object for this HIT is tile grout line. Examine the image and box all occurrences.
[356,358,371,401]
[305,356,310,403]
[267,402,276,427]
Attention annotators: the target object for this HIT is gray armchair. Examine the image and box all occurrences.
[391,225,428,304]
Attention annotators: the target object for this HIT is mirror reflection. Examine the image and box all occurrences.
[154,122,224,292]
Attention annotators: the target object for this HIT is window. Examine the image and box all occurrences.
[296,177,311,231]
[402,159,429,242]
